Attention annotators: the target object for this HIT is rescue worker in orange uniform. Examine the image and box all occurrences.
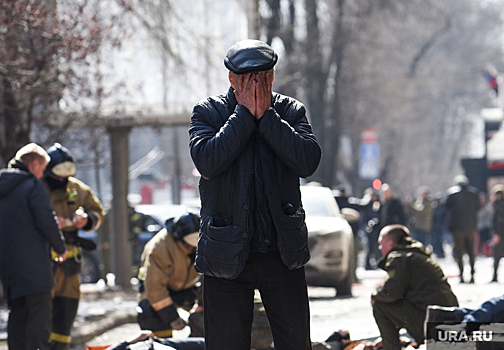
[44,143,104,350]
[137,212,202,338]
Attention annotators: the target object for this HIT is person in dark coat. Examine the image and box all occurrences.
[444,175,481,283]
[371,224,458,350]
[431,192,447,258]
[0,143,67,350]
[379,183,407,229]
[490,184,504,282]
[360,188,382,270]
[334,184,362,279]
[189,39,321,350]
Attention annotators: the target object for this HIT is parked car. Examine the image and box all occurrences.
[79,203,194,283]
[301,185,355,296]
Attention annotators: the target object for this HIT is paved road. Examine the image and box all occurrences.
[80,253,504,349]
[1,251,503,349]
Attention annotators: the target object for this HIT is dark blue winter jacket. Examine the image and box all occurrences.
[462,294,504,323]
[0,160,66,299]
[444,185,481,232]
[189,87,321,279]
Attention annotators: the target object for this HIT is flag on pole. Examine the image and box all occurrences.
[486,63,499,96]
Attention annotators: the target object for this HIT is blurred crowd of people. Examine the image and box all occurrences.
[334,174,504,283]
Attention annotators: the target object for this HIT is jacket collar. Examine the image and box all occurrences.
[377,236,429,269]
[7,158,29,172]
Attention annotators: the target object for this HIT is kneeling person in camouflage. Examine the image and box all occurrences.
[371,224,458,350]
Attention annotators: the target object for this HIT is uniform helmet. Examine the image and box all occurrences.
[45,143,76,178]
[167,212,200,247]
[492,184,504,197]
[453,174,469,187]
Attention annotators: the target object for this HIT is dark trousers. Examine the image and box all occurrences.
[493,236,504,277]
[50,296,79,350]
[8,291,52,350]
[431,228,445,258]
[372,299,425,350]
[203,251,311,350]
[450,230,476,277]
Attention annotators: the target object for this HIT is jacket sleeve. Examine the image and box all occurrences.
[372,254,409,303]
[189,103,257,180]
[144,244,179,324]
[28,180,66,255]
[79,182,104,231]
[257,104,321,178]
[444,193,453,211]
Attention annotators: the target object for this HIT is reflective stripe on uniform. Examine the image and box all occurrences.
[151,297,173,311]
[52,246,81,260]
[153,329,173,338]
[49,332,71,343]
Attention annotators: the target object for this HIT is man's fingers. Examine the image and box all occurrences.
[238,74,246,91]
[238,73,252,92]
[245,73,255,93]
[254,72,272,118]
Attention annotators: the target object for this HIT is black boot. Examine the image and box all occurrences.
[492,271,498,282]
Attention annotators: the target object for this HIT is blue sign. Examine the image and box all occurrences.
[359,142,379,179]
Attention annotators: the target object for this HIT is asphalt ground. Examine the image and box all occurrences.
[1,248,503,349]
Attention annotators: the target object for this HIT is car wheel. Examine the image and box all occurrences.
[80,251,100,284]
[335,239,354,296]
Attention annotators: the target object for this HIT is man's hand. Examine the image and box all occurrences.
[254,71,273,119]
[170,317,187,330]
[190,303,204,313]
[73,213,89,230]
[494,234,501,245]
[233,71,273,119]
[127,331,153,344]
[55,250,68,263]
[233,73,256,116]
[56,216,67,229]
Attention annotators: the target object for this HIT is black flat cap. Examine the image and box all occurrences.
[224,39,278,74]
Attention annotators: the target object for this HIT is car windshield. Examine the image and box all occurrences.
[301,187,340,217]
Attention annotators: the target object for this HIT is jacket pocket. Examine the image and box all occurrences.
[196,212,249,279]
[276,203,310,269]
[277,204,308,252]
[205,213,235,240]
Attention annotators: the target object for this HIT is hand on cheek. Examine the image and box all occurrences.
[234,73,257,116]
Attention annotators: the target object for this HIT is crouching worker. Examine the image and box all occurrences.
[137,212,202,338]
[371,224,458,350]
